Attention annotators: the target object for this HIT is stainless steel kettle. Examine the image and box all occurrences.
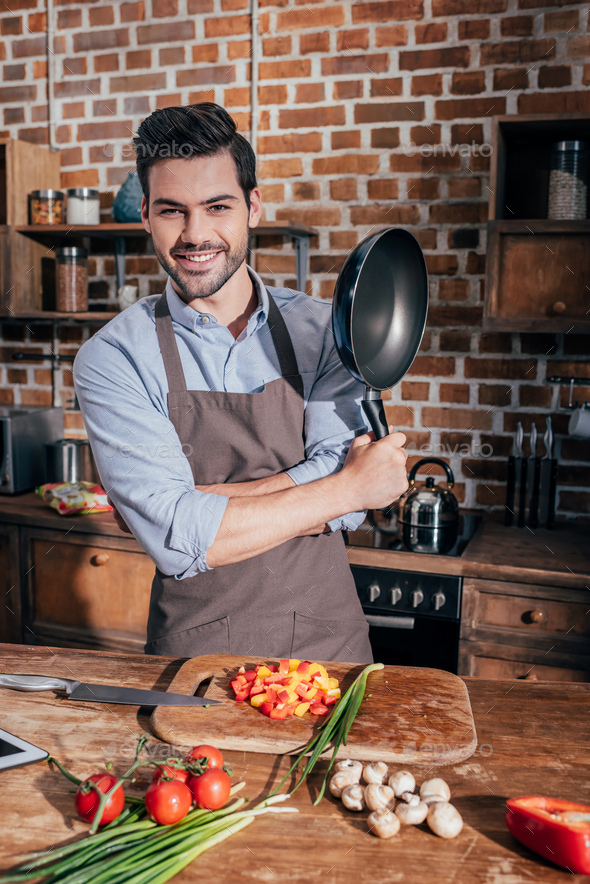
[398,457,459,555]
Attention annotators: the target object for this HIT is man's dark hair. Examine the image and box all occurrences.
[133,103,257,209]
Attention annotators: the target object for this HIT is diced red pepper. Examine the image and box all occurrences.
[506,796,590,875]
[267,664,279,673]
[269,706,290,720]
[277,689,290,703]
[243,669,257,682]
[295,683,308,699]
[259,702,274,717]
[310,703,329,715]
[296,661,311,675]
[324,694,338,706]
[279,658,290,673]
[249,683,265,695]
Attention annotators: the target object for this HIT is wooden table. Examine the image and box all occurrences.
[1,644,589,883]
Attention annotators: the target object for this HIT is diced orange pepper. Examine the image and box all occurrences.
[294,702,311,716]
[250,692,268,707]
[288,659,301,671]
[257,666,272,678]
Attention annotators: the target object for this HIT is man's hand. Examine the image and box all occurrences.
[340,429,409,511]
[107,496,132,534]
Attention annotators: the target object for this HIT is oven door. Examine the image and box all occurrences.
[364,613,459,673]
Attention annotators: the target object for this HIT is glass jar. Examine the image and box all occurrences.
[55,247,88,313]
[66,188,100,225]
[29,189,64,225]
[547,141,589,220]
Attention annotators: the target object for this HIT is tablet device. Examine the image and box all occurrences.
[0,728,48,771]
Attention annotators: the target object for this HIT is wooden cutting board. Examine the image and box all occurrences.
[151,656,477,764]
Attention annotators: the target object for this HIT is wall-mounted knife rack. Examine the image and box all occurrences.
[547,376,590,410]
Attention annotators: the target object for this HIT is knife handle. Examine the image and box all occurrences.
[547,459,558,530]
[0,674,76,692]
[529,457,542,529]
[505,455,516,526]
[517,457,528,528]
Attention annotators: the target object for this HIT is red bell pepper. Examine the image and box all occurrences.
[506,796,590,875]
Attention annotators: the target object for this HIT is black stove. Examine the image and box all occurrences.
[347,514,481,673]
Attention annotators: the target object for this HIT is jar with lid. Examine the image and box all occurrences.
[29,189,64,225]
[66,188,100,225]
[547,141,589,220]
[55,247,88,312]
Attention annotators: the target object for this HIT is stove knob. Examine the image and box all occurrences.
[410,589,424,608]
[432,591,446,611]
[367,583,381,603]
[388,587,402,606]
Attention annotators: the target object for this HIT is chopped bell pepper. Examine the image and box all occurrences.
[505,796,590,875]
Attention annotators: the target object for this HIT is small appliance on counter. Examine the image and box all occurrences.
[0,407,64,494]
[397,458,460,555]
[43,439,98,485]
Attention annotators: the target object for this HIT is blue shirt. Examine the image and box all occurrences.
[73,269,367,579]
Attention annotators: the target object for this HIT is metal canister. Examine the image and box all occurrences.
[43,440,97,484]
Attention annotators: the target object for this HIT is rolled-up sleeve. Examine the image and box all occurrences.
[285,322,367,532]
[74,333,229,578]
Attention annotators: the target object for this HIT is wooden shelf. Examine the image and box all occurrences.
[16,223,146,236]
[0,311,118,321]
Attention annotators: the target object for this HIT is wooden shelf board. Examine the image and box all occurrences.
[0,311,119,321]
[15,221,319,238]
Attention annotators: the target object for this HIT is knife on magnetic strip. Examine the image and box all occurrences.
[0,674,224,707]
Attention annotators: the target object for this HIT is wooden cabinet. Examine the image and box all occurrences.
[20,527,154,653]
[484,113,590,334]
[459,577,590,682]
[0,524,21,644]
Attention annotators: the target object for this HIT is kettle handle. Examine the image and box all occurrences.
[408,457,455,488]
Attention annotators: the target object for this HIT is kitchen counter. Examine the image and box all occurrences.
[0,644,588,883]
[346,514,590,590]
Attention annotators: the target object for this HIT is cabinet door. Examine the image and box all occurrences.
[0,524,21,643]
[22,528,154,653]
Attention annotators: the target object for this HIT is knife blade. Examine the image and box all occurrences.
[517,423,528,529]
[528,422,542,529]
[0,674,223,708]
[505,422,523,527]
[538,416,553,529]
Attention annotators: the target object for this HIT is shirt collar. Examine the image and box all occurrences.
[163,265,269,334]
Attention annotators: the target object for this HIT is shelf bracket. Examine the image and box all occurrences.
[291,233,310,294]
[113,236,126,292]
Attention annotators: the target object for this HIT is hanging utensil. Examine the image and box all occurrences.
[505,422,523,527]
[517,423,528,528]
[539,416,558,529]
[332,228,429,440]
[529,422,542,529]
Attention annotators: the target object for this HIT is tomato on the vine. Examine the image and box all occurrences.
[74,774,125,825]
[144,780,192,826]
[185,744,225,770]
[189,768,231,811]
[152,764,189,785]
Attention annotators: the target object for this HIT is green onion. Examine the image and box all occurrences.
[270,662,383,805]
[0,790,296,884]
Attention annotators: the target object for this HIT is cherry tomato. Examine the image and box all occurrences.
[185,745,224,770]
[189,769,231,811]
[74,774,125,825]
[145,780,192,826]
[152,764,189,785]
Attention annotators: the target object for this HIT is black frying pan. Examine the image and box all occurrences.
[332,227,428,440]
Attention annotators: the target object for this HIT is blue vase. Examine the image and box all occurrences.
[112,171,143,222]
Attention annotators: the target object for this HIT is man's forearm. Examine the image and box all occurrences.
[196,472,329,536]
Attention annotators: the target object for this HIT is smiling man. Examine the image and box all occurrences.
[74,103,409,663]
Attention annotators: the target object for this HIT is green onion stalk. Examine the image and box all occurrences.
[270,661,384,805]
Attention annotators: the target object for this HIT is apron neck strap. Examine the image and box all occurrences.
[155,292,187,393]
[266,292,300,378]
[154,288,301,394]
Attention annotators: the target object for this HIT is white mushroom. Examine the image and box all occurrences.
[341,783,365,812]
[395,800,429,825]
[368,809,401,839]
[427,802,463,839]
[399,791,420,806]
[329,770,360,798]
[420,778,451,802]
[333,759,363,782]
[365,783,395,813]
[388,770,415,797]
[363,761,389,785]
[422,794,447,807]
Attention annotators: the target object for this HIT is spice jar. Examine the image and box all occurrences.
[66,188,100,225]
[56,247,88,313]
[29,189,64,225]
[548,141,589,220]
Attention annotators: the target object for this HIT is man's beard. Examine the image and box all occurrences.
[154,230,249,302]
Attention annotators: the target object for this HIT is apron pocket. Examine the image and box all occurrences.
[145,616,230,658]
[291,612,373,665]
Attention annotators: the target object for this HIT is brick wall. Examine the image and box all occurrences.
[0,0,589,517]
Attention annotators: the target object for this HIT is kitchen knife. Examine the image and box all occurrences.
[517,423,528,528]
[538,417,558,530]
[0,674,223,707]
[528,422,542,529]
[505,423,522,527]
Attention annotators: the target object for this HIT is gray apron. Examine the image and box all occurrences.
[145,289,372,663]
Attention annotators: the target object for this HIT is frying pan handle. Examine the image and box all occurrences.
[362,390,389,440]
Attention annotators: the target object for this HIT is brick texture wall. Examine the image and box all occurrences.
[0,0,589,517]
